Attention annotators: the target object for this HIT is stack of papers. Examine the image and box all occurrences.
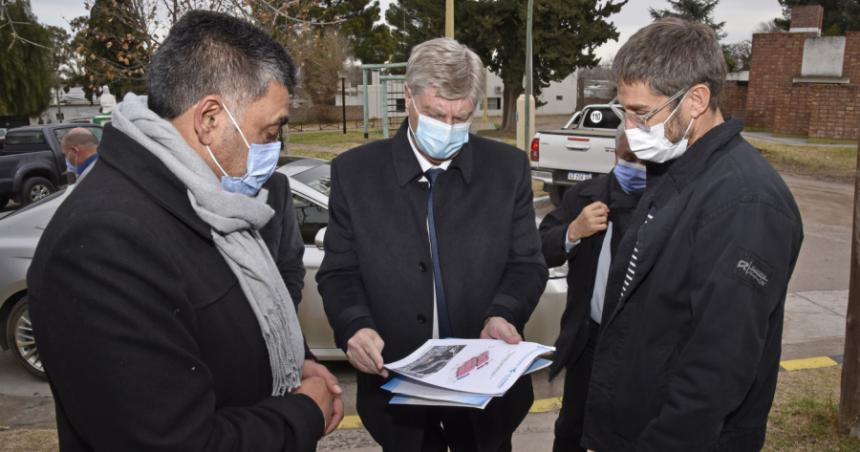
[381,339,554,409]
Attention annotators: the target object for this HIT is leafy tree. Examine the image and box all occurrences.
[386,0,627,132]
[774,0,860,35]
[723,39,751,72]
[649,0,726,40]
[0,0,53,117]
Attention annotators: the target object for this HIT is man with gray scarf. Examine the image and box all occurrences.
[27,11,341,452]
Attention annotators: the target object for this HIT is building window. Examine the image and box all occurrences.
[395,98,406,113]
[556,95,563,101]
[487,97,502,110]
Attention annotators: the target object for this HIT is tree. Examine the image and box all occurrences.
[0,0,54,117]
[723,40,751,72]
[386,0,627,132]
[775,0,860,35]
[650,0,726,40]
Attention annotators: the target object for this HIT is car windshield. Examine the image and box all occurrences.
[5,130,46,145]
[292,164,331,197]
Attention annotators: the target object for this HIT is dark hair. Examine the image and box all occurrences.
[613,17,726,111]
[147,10,296,119]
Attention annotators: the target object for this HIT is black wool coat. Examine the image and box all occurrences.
[27,124,322,452]
[316,121,548,451]
[582,119,804,452]
[538,173,641,377]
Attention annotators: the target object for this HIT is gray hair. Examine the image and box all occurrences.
[406,38,485,107]
[147,11,296,119]
[613,17,726,111]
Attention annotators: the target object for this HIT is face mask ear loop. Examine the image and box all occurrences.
[206,145,229,178]
[221,103,251,150]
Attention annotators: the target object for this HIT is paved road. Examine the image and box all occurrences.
[0,173,854,451]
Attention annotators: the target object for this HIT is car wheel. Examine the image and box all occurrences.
[20,177,56,205]
[547,185,568,207]
[6,297,46,379]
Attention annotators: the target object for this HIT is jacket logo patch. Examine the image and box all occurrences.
[735,259,769,288]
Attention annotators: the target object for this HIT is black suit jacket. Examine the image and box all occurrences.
[316,121,548,450]
[538,173,641,377]
[27,124,322,452]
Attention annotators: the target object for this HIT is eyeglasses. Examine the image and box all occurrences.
[609,88,687,132]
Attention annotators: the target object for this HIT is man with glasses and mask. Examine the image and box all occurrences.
[539,125,645,452]
[580,18,803,451]
[28,11,342,451]
[317,37,548,452]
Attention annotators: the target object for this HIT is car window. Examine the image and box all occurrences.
[5,130,46,145]
[292,194,328,245]
[291,164,331,197]
[581,107,621,130]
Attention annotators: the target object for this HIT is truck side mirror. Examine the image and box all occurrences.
[314,227,327,250]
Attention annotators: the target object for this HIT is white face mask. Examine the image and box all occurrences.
[625,94,694,163]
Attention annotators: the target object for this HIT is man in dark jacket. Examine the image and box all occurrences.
[539,128,645,452]
[316,38,548,452]
[581,18,804,451]
[27,11,340,451]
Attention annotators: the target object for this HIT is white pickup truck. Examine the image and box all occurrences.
[529,104,620,205]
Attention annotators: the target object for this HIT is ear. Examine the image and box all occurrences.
[687,84,712,119]
[193,95,226,146]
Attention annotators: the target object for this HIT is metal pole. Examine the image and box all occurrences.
[341,77,347,134]
[839,129,860,436]
[524,0,534,147]
[446,0,454,38]
[381,79,389,139]
[362,68,369,139]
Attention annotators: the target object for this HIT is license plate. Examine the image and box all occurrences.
[567,172,592,182]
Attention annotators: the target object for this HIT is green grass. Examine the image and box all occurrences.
[764,366,860,451]
[747,138,857,182]
[288,129,385,146]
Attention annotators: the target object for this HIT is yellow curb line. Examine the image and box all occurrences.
[336,397,564,430]
[780,356,839,371]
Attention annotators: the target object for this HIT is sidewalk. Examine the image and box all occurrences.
[742,131,854,148]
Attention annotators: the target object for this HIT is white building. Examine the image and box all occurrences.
[336,68,578,119]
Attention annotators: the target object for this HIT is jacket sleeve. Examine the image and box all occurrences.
[315,157,377,350]
[635,197,803,451]
[27,211,324,452]
[483,153,549,330]
[538,184,587,268]
[276,176,307,306]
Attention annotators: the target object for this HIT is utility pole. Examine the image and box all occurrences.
[524,0,534,149]
[445,0,454,38]
[839,124,860,437]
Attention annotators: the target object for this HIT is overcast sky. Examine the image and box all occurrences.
[32,0,785,62]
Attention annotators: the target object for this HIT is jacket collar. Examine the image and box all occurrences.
[97,123,213,240]
[652,118,744,195]
[392,120,473,187]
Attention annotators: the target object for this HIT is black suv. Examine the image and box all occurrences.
[0,124,103,207]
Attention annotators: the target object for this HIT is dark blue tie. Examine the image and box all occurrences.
[426,168,453,338]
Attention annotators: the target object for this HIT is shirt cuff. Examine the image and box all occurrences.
[564,235,581,253]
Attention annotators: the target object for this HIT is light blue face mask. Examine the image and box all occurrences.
[409,99,471,161]
[613,159,647,194]
[206,105,282,197]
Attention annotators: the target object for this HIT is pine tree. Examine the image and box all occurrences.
[650,0,726,40]
[0,0,53,117]
[385,0,627,132]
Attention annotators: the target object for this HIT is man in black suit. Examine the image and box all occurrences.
[317,37,548,452]
[538,127,645,452]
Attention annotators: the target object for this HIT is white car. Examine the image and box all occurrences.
[0,157,568,378]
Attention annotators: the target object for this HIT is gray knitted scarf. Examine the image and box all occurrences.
[111,93,304,395]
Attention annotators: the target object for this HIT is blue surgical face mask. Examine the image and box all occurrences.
[409,98,471,161]
[206,105,281,197]
[613,159,647,194]
[66,159,77,174]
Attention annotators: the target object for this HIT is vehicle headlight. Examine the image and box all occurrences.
[548,262,568,279]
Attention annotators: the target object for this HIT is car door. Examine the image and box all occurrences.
[290,191,342,359]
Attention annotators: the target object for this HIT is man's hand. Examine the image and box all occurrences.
[567,201,609,243]
[346,328,389,378]
[295,376,334,434]
[480,316,522,344]
[302,360,343,434]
